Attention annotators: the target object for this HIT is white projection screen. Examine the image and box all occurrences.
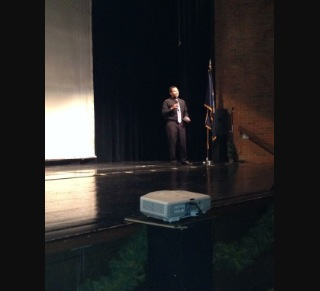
[45,0,96,161]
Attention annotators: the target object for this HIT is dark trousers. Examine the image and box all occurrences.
[166,121,187,162]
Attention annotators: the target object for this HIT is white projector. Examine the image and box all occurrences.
[140,190,211,223]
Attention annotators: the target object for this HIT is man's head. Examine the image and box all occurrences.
[169,86,179,99]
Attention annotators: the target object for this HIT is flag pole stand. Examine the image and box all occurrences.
[204,157,212,166]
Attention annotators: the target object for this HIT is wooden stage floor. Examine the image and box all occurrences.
[45,160,274,249]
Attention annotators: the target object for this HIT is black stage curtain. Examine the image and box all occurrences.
[93,0,212,162]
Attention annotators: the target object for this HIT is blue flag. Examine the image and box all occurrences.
[204,63,216,144]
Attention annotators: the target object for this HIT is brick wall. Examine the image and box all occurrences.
[214,0,274,163]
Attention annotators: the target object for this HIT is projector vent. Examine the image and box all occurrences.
[142,200,165,214]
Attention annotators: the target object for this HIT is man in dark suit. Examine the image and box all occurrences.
[161,86,191,165]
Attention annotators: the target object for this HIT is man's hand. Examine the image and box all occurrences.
[171,103,179,110]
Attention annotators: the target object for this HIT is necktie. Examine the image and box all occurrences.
[177,100,182,123]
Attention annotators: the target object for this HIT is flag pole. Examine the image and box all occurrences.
[206,127,210,164]
[204,59,213,166]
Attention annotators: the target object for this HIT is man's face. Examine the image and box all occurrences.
[170,88,179,98]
